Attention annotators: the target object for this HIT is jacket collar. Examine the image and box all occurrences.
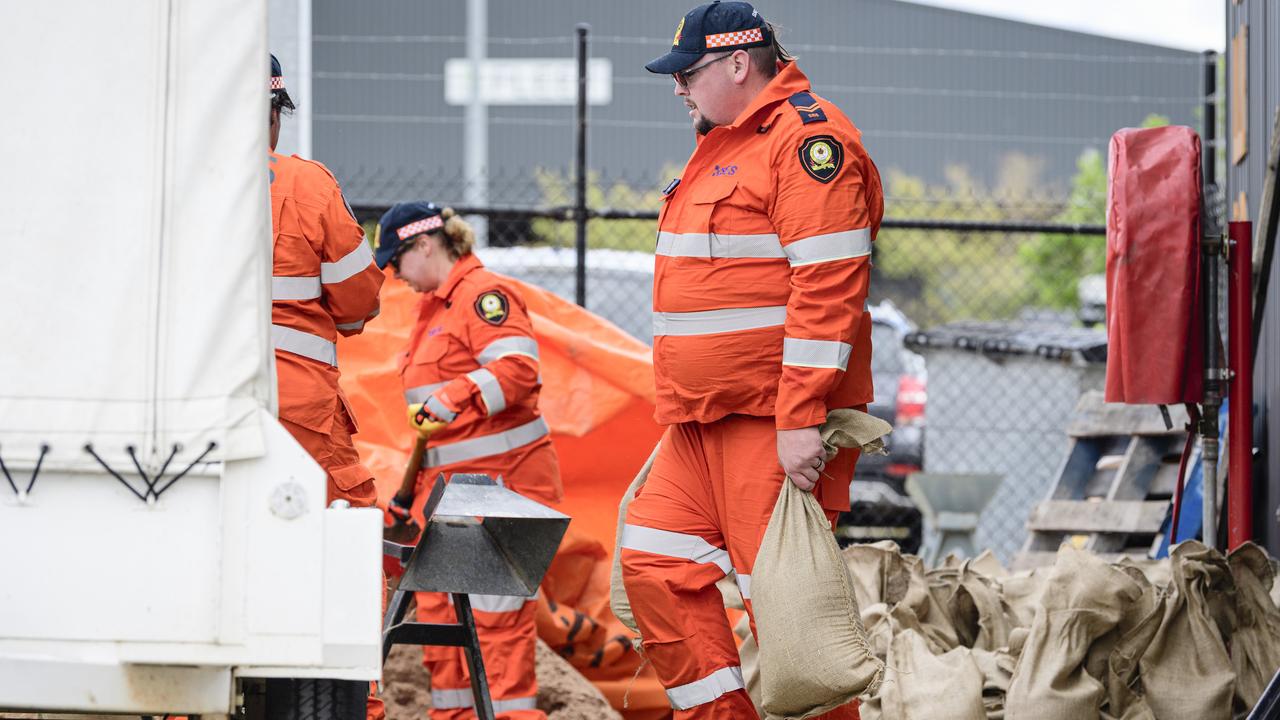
[726,61,811,132]
[434,253,484,302]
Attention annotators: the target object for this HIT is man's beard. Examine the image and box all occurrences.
[695,116,716,135]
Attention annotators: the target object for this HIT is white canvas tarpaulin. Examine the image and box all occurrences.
[0,1,273,471]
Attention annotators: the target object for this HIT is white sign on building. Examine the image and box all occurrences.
[444,58,612,106]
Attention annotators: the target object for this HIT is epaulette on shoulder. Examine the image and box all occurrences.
[787,91,827,125]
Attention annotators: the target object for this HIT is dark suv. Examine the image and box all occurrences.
[835,300,927,553]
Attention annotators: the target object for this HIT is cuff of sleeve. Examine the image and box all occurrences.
[425,393,459,423]
[437,380,475,416]
[775,397,828,431]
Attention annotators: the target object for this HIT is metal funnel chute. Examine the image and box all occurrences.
[905,472,1003,566]
[383,473,570,720]
[399,473,571,597]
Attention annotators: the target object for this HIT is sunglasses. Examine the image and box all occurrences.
[673,53,733,88]
[388,239,414,271]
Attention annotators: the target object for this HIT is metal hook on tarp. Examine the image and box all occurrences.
[84,441,218,504]
[0,443,50,502]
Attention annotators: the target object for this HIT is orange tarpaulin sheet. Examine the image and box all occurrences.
[338,271,668,718]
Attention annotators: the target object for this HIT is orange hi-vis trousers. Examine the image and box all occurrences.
[280,399,379,510]
[414,440,561,719]
[620,414,861,720]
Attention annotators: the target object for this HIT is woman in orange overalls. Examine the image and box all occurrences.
[374,201,562,719]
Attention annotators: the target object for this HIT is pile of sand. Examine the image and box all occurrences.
[381,641,432,718]
[379,639,621,720]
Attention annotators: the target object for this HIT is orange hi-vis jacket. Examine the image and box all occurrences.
[269,151,383,432]
[653,62,883,430]
[399,254,557,486]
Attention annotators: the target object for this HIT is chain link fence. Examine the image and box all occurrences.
[351,179,1127,563]
[325,1,1221,566]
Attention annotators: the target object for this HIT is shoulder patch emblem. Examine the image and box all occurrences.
[798,135,844,184]
[787,91,827,125]
[475,291,510,325]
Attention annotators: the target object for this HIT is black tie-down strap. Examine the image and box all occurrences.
[0,443,50,498]
[84,441,218,503]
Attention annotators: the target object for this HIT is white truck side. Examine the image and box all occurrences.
[0,1,381,715]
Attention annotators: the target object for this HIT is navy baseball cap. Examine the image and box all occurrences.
[645,1,772,75]
[270,54,285,92]
[374,201,443,269]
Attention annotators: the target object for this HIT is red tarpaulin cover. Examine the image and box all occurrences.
[1105,125,1205,404]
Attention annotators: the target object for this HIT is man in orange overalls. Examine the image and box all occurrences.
[619,4,884,718]
[269,55,387,720]
[269,54,384,508]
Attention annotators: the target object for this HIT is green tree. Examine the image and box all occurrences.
[1140,113,1171,129]
[1016,149,1107,308]
[1016,113,1170,309]
[529,166,680,251]
[871,159,1051,328]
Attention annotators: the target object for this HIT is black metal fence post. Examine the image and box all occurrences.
[574,24,590,308]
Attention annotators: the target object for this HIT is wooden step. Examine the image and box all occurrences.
[1066,391,1189,438]
[1027,499,1169,534]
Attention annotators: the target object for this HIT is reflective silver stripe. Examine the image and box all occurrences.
[666,666,745,710]
[619,525,731,574]
[431,688,474,709]
[476,336,540,364]
[653,305,786,337]
[404,382,446,405]
[467,368,506,416]
[425,395,456,423]
[470,593,535,613]
[656,232,785,259]
[783,227,872,267]
[425,417,550,467]
[271,324,336,366]
[321,242,375,284]
[337,307,380,332]
[447,587,541,607]
[271,275,321,301]
[432,688,535,712]
[493,696,538,713]
[782,337,853,370]
[735,572,752,600]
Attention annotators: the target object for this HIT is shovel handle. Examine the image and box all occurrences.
[392,433,429,508]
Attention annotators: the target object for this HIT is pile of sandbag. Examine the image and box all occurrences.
[785,540,1280,720]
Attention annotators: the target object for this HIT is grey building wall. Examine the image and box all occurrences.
[305,0,1208,206]
[268,0,310,157]
[1226,0,1280,555]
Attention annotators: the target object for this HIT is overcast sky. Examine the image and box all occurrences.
[907,0,1226,52]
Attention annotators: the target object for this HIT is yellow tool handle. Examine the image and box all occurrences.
[392,432,428,508]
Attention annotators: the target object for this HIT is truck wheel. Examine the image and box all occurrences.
[263,677,366,720]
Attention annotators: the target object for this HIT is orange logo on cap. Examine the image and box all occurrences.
[673,17,685,46]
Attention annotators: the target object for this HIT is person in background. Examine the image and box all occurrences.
[376,201,563,719]
[268,53,386,720]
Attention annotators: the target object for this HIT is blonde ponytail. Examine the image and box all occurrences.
[439,208,476,259]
